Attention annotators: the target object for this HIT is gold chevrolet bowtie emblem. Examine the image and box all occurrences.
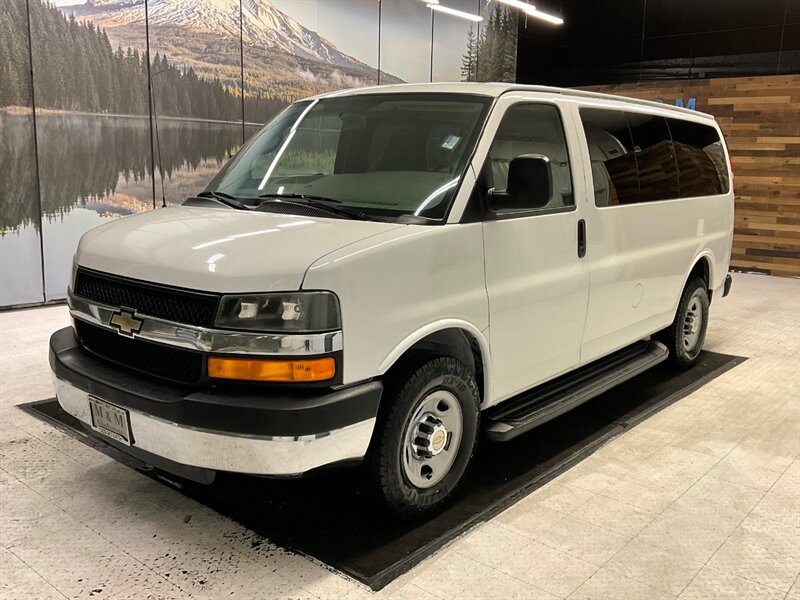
[110,310,143,336]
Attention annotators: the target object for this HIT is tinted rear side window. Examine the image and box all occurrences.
[667,118,730,196]
[580,108,639,206]
[626,112,680,202]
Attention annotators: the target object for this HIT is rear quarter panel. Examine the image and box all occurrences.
[572,100,734,362]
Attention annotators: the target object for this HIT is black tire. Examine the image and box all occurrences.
[657,277,709,369]
[368,356,480,519]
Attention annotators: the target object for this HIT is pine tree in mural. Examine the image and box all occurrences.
[0,0,286,120]
[0,1,33,107]
[462,5,517,83]
[461,27,479,82]
[500,8,518,81]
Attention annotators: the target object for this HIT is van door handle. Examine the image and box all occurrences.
[577,219,587,258]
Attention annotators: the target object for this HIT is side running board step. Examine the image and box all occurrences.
[484,340,669,442]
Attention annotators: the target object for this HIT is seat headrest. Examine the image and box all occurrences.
[379,129,426,171]
[491,138,568,163]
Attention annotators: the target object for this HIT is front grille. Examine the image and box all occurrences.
[75,320,203,384]
[74,268,219,327]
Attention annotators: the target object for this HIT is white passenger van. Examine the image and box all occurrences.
[50,83,734,516]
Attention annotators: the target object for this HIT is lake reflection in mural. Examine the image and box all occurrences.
[0,112,248,303]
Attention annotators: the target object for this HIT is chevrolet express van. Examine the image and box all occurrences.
[50,83,734,517]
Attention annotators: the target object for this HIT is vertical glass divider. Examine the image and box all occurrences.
[24,0,46,303]
[144,0,157,210]
[240,0,246,144]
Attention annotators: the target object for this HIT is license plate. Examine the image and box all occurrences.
[88,397,131,445]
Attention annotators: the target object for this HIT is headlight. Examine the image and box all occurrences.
[215,292,341,333]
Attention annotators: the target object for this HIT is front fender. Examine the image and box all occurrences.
[302,223,489,391]
[378,319,494,407]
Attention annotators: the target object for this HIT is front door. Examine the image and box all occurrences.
[480,100,590,402]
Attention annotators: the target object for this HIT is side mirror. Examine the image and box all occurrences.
[488,154,552,211]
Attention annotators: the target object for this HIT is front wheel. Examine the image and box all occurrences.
[657,277,709,369]
[368,356,480,519]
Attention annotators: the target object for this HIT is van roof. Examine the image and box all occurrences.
[313,82,715,120]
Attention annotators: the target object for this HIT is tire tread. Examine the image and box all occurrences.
[657,277,709,369]
[368,356,480,519]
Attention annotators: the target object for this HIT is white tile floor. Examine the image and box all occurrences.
[1,272,798,600]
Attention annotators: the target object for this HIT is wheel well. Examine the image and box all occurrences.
[384,328,485,405]
[689,256,712,301]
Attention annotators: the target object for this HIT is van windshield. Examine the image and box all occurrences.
[206,93,492,221]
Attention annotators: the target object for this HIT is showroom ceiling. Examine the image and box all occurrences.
[517,0,800,85]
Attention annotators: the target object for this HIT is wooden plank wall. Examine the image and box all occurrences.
[582,74,800,277]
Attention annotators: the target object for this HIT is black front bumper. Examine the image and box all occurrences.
[49,326,383,438]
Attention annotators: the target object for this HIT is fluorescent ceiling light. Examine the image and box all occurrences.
[496,0,537,12]
[494,0,563,25]
[427,4,483,22]
[527,9,564,25]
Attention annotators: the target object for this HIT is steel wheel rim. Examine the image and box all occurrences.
[682,290,704,351]
[401,390,463,489]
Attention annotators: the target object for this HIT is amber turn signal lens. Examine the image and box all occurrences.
[207,356,335,382]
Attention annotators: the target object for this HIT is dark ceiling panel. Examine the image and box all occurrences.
[789,0,800,23]
[641,0,686,37]
[645,0,789,37]
[517,0,800,84]
[779,24,800,72]
[519,0,644,43]
[642,26,788,60]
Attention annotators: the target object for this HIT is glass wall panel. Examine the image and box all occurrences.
[249,1,382,133]
[1,0,519,307]
[146,0,245,207]
[477,2,518,82]
[29,0,154,300]
[316,0,380,86]
[432,0,481,82]
[0,0,43,306]
[380,0,432,83]
[247,0,318,129]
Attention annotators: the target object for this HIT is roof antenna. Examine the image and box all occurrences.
[150,67,168,208]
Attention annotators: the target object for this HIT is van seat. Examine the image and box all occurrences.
[490,139,571,208]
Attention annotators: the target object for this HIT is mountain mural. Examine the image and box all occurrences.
[61,0,402,102]
[1,0,519,306]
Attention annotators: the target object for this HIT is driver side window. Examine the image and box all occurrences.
[487,104,574,210]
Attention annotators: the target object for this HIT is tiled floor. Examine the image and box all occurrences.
[1,272,798,600]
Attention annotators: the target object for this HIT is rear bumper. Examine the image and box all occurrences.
[49,327,382,477]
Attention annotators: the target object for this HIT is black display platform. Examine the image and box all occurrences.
[22,350,744,591]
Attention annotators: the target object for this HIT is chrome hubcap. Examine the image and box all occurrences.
[682,290,704,350]
[402,390,462,489]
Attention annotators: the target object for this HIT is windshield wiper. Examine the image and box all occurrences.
[197,190,252,210]
[258,192,341,204]
[257,193,381,222]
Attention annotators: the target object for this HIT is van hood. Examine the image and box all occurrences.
[75,206,403,293]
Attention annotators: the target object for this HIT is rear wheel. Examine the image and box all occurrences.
[657,277,709,369]
[368,356,480,519]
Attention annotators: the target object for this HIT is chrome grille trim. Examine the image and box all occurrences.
[68,291,343,356]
